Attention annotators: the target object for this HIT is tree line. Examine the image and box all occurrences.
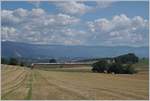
[1,58,25,66]
[1,57,57,67]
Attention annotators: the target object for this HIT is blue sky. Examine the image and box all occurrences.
[1,1,149,46]
[2,1,149,19]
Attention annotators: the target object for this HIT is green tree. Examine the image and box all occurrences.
[114,53,139,64]
[49,59,57,63]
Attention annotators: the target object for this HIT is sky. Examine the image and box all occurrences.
[1,1,149,47]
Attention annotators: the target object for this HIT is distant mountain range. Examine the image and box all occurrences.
[1,41,149,59]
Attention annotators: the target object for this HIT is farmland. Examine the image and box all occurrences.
[1,62,149,100]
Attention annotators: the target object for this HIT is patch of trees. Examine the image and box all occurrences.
[1,57,58,67]
[92,53,138,74]
[92,61,137,74]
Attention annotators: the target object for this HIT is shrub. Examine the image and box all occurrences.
[92,60,108,73]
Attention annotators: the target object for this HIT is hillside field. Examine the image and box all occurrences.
[1,61,149,100]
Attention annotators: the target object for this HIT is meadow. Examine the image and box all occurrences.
[1,60,149,100]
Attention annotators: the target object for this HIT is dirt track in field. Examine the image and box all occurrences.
[1,65,149,100]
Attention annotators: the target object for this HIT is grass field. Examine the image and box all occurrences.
[1,62,149,100]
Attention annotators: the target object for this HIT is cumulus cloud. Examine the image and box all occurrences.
[1,7,148,46]
[1,10,21,26]
[87,14,149,46]
[13,8,28,17]
[1,27,18,41]
[54,1,93,15]
[1,8,83,45]
[1,8,46,26]
[1,8,79,26]
[54,1,114,16]
[88,14,148,33]
[30,8,45,17]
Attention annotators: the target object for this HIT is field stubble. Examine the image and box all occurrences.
[1,64,149,100]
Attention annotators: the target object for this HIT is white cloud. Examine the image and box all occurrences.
[54,13,80,25]
[54,1,114,16]
[87,14,149,46]
[1,10,21,26]
[1,8,82,45]
[13,8,28,17]
[1,8,79,26]
[55,1,92,15]
[1,27,17,41]
[31,8,45,17]
[88,14,148,32]
[1,7,148,46]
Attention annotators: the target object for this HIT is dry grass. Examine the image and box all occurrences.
[1,64,149,100]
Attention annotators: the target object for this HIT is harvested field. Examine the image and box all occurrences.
[1,64,149,100]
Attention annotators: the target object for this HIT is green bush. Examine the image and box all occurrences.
[92,60,108,73]
[107,63,123,74]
